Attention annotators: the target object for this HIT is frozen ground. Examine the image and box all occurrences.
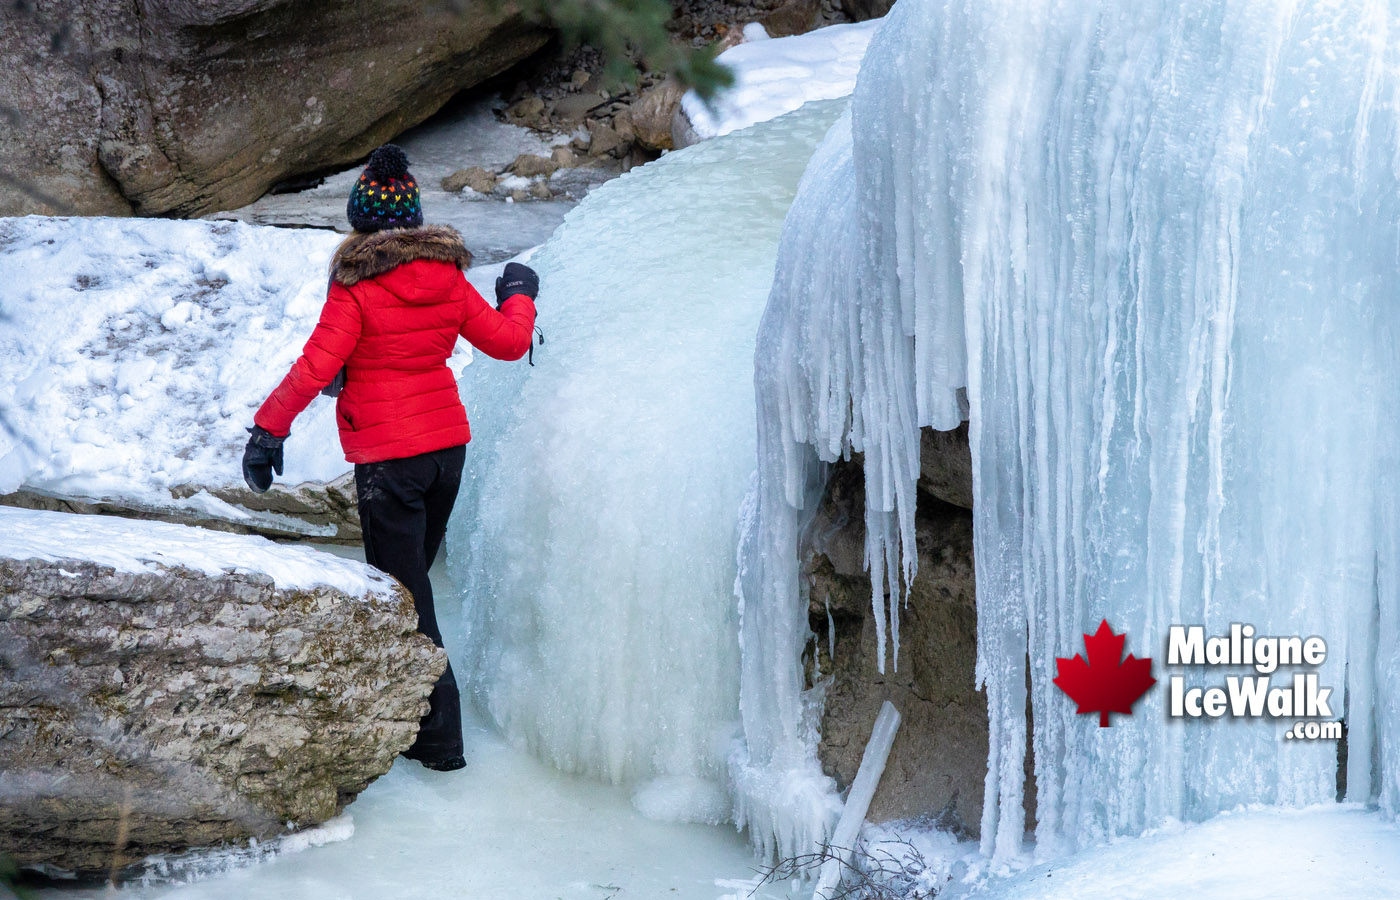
[216,95,577,263]
[681,19,879,140]
[0,215,512,530]
[18,549,784,900]
[0,507,394,598]
[845,805,1400,900]
[952,805,1400,900]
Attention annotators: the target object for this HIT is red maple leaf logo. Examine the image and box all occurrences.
[1053,620,1156,727]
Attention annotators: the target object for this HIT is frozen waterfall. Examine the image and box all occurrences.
[445,99,846,824]
[742,0,1400,863]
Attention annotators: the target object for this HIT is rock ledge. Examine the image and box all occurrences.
[0,512,443,876]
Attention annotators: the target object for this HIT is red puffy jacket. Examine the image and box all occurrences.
[255,225,536,464]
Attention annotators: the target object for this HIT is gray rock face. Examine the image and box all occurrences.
[805,426,987,836]
[0,554,444,875]
[177,474,364,543]
[1,1,550,217]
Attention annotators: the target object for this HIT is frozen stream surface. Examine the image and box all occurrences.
[25,549,782,900]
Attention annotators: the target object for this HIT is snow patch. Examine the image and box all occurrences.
[0,216,513,525]
[960,805,1400,900]
[0,507,397,598]
[681,19,879,140]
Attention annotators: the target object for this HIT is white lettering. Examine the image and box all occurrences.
[1168,626,1204,665]
[1227,676,1268,716]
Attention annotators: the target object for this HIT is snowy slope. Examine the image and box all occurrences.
[956,805,1400,900]
[0,216,493,521]
[681,19,879,141]
[852,805,1400,899]
[0,506,396,598]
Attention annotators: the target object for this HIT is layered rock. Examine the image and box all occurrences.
[804,424,989,836]
[0,509,444,875]
[3,474,363,545]
[1,1,550,217]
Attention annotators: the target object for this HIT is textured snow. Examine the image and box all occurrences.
[0,216,344,493]
[681,19,879,140]
[743,0,1400,865]
[445,100,847,825]
[0,507,396,597]
[962,806,1400,900]
[0,216,504,523]
[855,805,1400,899]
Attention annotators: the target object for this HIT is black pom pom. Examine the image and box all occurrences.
[366,144,410,180]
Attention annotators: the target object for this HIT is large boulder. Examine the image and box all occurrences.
[0,1,550,217]
[0,508,444,876]
[804,425,988,836]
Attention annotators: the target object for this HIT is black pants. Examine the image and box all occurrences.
[355,443,467,762]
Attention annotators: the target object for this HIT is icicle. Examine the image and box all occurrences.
[813,701,901,898]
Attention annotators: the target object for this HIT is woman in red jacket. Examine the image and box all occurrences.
[242,145,538,771]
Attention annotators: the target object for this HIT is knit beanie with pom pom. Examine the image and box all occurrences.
[346,144,423,232]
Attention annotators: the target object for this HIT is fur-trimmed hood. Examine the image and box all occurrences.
[330,225,473,286]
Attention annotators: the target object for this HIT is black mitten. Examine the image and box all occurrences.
[495,262,539,306]
[242,426,286,493]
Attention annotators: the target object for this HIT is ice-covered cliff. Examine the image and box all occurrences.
[741,0,1400,862]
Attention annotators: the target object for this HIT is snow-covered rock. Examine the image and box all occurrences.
[675,19,880,146]
[222,96,581,263]
[0,507,444,876]
[0,215,490,542]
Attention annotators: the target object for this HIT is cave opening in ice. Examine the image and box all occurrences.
[739,0,1400,863]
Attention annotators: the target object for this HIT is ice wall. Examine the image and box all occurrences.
[445,100,846,824]
[743,0,1400,862]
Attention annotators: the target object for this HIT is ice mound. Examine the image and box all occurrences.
[446,99,847,823]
